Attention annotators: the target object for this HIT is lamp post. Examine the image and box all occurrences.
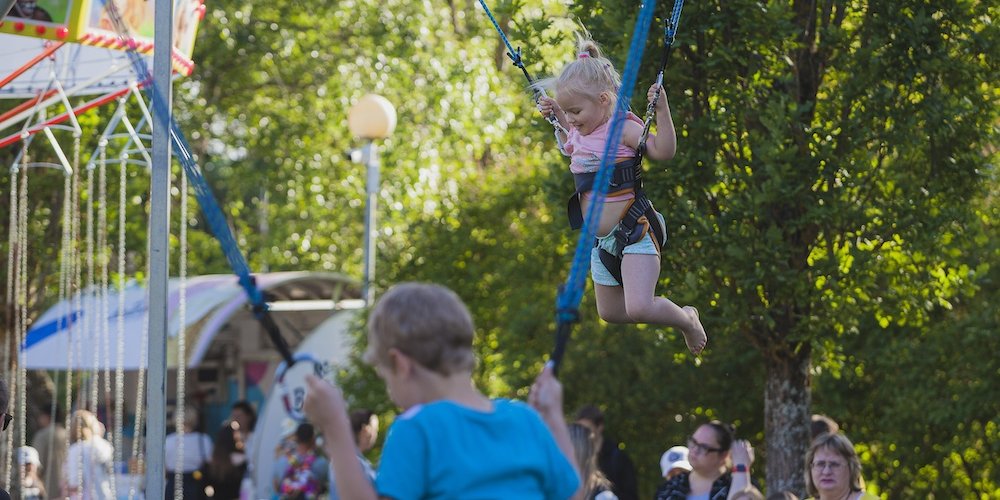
[348,94,396,305]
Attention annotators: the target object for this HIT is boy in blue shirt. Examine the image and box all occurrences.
[304,282,582,499]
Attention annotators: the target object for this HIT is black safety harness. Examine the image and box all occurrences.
[567,159,667,285]
[565,9,683,285]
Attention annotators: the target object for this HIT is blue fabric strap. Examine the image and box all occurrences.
[97,0,295,365]
[550,0,659,374]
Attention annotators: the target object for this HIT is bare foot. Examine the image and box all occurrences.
[682,306,708,355]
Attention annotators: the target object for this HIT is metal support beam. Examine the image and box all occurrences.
[145,0,174,496]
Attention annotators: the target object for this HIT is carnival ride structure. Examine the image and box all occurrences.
[1,0,212,497]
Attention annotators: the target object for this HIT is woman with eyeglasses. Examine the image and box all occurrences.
[654,421,754,500]
[804,433,876,500]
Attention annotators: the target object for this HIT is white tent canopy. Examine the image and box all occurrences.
[22,271,360,370]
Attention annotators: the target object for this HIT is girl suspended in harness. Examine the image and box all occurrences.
[536,32,707,355]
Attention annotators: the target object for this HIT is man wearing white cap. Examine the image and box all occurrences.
[659,445,692,480]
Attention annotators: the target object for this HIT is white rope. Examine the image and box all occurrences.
[128,202,151,500]
[2,159,19,490]
[45,138,74,493]
[2,159,24,489]
[16,164,30,494]
[75,154,97,493]
[0,164,20,472]
[128,298,150,496]
[173,167,189,500]
[112,152,129,499]
[98,154,111,430]
[84,164,95,414]
[128,320,148,500]
[4,169,17,317]
[65,154,81,491]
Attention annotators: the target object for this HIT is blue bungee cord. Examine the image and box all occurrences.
[477,0,568,137]
[550,0,660,375]
[96,0,298,370]
[640,0,685,152]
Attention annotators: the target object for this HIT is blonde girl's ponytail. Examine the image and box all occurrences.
[576,38,602,59]
[533,31,625,106]
[552,32,622,100]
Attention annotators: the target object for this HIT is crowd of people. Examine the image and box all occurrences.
[13,397,266,499]
[6,280,878,500]
[6,277,877,500]
[1,277,881,500]
[292,281,880,500]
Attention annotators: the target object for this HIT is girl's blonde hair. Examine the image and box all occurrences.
[536,31,622,103]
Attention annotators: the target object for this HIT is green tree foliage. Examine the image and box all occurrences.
[825,195,1000,497]
[564,0,999,495]
[2,0,997,497]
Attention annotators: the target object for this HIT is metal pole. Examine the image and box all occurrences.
[361,141,379,305]
[146,0,173,495]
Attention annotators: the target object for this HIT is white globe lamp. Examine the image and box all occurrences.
[348,94,397,139]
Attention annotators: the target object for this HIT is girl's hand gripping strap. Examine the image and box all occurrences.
[476,0,569,145]
[639,0,685,153]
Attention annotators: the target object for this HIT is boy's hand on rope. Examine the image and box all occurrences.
[303,374,348,430]
[528,363,565,419]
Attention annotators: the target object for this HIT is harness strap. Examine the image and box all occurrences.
[597,191,668,285]
[615,194,655,247]
[571,157,643,193]
[567,157,644,230]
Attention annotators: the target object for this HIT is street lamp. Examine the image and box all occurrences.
[347,94,396,305]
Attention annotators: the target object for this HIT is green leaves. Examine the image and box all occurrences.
[3,0,996,496]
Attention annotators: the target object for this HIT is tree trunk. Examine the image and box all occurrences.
[764,343,812,496]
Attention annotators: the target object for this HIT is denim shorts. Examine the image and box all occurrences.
[590,231,659,287]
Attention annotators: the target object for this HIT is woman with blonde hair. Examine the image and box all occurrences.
[63,410,113,499]
[567,422,616,500]
[805,433,877,500]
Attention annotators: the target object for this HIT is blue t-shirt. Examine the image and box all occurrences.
[376,399,580,500]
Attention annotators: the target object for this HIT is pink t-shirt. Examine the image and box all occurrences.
[562,112,643,202]
[562,111,643,174]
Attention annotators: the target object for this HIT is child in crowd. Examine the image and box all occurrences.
[659,445,692,480]
[536,31,707,355]
[275,423,328,499]
[18,446,46,500]
[304,282,581,499]
[328,409,380,500]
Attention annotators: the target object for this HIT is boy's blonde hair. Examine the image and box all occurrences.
[363,282,476,376]
[537,31,622,102]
